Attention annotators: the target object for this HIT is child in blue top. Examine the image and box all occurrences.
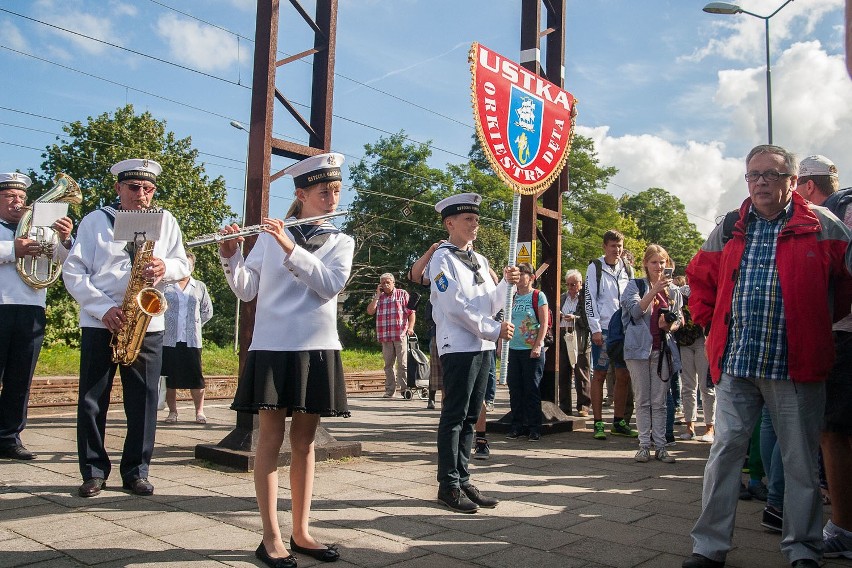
[506,263,549,441]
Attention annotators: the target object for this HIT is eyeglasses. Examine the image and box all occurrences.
[121,182,156,195]
[565,281,580,287]
[744,170,791,183]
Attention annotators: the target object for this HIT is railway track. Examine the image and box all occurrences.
[28,371,386,408]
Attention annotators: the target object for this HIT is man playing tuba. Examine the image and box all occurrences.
[0,172,73,460]
[63,159,189,498]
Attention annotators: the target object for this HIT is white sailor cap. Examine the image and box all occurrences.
[799,155,838,178]
[110,158,163,184]
[283,152,345,189]
[0,172,32,191]
[434,192,482,219]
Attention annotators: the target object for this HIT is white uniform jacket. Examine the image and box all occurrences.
[1,222,70,307]
[220,223,354,351]
[62,207,189,331]
[427,244,509,356]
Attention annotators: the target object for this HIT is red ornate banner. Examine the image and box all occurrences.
[469,42,577,195]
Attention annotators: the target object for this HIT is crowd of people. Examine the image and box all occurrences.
[1,144,851,568]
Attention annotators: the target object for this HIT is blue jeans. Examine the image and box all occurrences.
[690,373,824,564]
[666,387,675,440]
[436,351,491,490]
[484,350,497,403]
[760,406,784,510]
[507,348,545,434]
[670,371,682,409]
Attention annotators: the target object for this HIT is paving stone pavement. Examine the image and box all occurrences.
[1,391,844,568]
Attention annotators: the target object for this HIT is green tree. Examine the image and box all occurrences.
[618,187,704,274]
[560,134,645,274]
[343,132,518,341]
[29,104,236,346]
[343,132,452,341]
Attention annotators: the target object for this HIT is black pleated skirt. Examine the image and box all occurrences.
[230,350,350,417]
[162,343,205,389]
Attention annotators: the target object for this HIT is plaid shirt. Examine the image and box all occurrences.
[375,288,412,343]
[722,203,791,380]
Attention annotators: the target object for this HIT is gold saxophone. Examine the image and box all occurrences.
[110,238,168,366]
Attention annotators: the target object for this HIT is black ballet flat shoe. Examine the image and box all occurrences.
[255,542,297,568]
[289,536,340,562]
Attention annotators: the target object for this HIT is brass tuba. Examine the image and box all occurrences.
[15,172,82,289]
[111,236,168,366]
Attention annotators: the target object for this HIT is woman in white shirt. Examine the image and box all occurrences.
[218,153,352,567]
[161,252,213,424]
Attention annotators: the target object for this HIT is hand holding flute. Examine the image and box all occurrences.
[218,219,297,257]
[218,223,245,259]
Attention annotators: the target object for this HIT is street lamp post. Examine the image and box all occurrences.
[229,120,250,353]
[702,1,795,144]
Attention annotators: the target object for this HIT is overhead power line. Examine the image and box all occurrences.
[145,0,472,129]
[1,6,715,230]
[0,8,249,89]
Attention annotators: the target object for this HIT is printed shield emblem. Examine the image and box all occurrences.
[508,86,543,166]
[434,271,448,292]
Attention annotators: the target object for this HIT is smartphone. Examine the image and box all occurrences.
[663,267,674,279]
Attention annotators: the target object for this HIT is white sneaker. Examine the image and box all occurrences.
[698,432,715,443]
[825,520,840,540]
[634,447,651,463]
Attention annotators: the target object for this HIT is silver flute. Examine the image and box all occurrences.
[185,210,348,248]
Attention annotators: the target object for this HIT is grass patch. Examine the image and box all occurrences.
[35,343,383,376]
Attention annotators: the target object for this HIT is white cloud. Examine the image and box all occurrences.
[33,0,118,55]
[110,1,138,18]
[715,40,852,160]
[684,0,842,65]
[581,37,852,236]
[5,23,28,51]
[578,125,741,235]
[155,14,239,73]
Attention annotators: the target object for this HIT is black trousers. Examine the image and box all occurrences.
[436,350,490,490]
[77,328,162,483]
[0,305,45,448]
[557,327,591,414]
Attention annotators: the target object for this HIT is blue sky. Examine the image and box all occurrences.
[0,0,848,235]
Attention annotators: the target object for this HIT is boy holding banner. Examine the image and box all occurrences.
[427,193,519,513]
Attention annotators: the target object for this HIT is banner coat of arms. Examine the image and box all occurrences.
[469,42,577,195]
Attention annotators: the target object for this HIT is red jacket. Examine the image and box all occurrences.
[686,192,852,384]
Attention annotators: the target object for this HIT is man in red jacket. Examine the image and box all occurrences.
[682,145,852,568]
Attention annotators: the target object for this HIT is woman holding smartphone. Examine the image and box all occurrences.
[620,245,684,464]
[219,153,352,567]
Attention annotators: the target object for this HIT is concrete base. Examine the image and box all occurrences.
[487,401,585,435]
[195,426,362,472]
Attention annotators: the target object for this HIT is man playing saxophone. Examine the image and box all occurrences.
[63,159,189,497]
[0,172,73,460]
